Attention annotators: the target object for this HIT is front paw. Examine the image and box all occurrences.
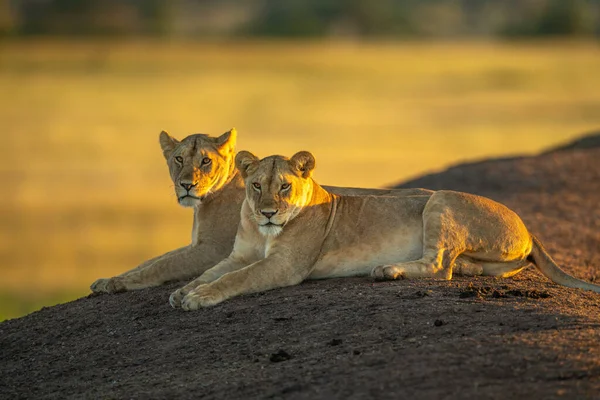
[169,288,186,308]
[371,265,406,281]
[181,285,225,311]
[90,277,126,293]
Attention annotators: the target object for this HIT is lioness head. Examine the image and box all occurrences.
[235,150,316,236]
[160,129,237,207]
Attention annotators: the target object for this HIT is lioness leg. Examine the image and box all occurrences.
[372,194,469,280]
[169,257,248,308]
[453,256,484,276]
[372,247,462,280]
[480,260,530,278]
[91,246,192,293]
[91,243,229,293]
[181,254,310,310]
[374,190,537,282]
[124,246,190,274]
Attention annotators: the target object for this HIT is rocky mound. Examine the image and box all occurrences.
[2,136,600,399]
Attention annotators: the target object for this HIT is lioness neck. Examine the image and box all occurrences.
[191,170,246,246]
[195,169,245,208]
[310,179,334,205]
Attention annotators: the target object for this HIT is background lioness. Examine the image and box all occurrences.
[90,129,432,294]
[170,151,600,310]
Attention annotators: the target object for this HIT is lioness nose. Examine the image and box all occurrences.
[181,182,197,191]
[261,210,278,219]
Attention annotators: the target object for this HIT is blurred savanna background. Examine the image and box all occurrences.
[1,0,600,320]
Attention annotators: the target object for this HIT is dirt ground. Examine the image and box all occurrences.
[2,137,600,400]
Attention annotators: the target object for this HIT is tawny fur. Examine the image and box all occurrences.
[170,151,600,310]
[90,130,432,294]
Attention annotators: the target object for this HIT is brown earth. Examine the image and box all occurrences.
[2,136,600,400]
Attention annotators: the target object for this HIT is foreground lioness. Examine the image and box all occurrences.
[170,151,600,310]
[91,129,432,293]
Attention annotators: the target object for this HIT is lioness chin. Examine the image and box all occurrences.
[90,129,432,294]
[170,150,600,310]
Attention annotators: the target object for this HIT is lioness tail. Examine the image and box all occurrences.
[528,234,600,293]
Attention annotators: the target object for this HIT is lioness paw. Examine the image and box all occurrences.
[90,277,126,293]
[169,288,186,308]
[181,285,225,311]
[371,265,406,281]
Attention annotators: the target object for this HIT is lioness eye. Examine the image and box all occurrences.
[252,182,261,189]
[281,183,290,190]
[202,157,211,165]
[175,156,183,163]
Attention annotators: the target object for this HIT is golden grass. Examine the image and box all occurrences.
[1,39,599,320]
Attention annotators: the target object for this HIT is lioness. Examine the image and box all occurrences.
[170,151,600,310]
[91,129,432,293]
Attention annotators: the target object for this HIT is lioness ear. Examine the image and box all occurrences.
[215,128,237,154]
[235,150,260,179]
[290,151,316,178]
[159,131,179,160]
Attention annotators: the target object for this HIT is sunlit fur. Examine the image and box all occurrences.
[173,151,600,310]
[159,129,237,208]
[92,130,435,296]
[237,151,316,237]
